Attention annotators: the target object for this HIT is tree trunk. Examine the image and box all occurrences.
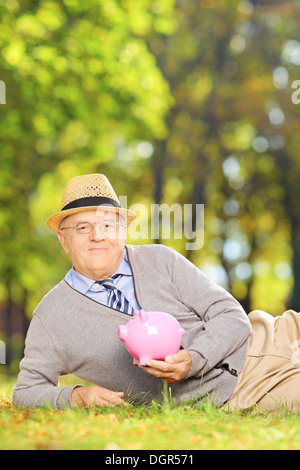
[290,218,300,311]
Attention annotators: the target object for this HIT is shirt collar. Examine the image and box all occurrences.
[114,248,132,276]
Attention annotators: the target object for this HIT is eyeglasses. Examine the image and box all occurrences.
[61,220,126,234]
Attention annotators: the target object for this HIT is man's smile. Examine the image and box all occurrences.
[88,246,109,251]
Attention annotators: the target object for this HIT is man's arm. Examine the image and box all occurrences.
[13,315,126,408]
[139,246,251,383]
[170,247,251,378]
[13,314,75,408]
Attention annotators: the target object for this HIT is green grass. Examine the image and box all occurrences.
[0,374,299,450]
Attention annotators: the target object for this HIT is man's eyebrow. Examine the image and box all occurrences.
[76,218,119,223]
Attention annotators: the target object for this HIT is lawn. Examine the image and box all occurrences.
[0,374,299,451]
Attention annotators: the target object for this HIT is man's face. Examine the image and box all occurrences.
[57,210,127,280]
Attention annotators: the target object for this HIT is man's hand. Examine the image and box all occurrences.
[137,349,192,384]
[70,385,127,408]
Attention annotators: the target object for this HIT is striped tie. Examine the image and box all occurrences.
[97,276,134,315]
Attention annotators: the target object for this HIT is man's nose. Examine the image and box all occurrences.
[90,222,106,239]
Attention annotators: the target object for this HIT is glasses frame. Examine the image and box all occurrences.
[60,219,126,235]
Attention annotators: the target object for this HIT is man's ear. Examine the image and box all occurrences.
[57,230,69,254]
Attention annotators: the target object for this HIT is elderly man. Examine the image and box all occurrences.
[13,174,300,411]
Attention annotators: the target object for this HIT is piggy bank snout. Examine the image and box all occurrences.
[118,325,128,341]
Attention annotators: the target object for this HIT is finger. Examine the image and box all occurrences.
[93,397,116,407]
[95,389,126,405]
[137,361,163,378]
[164,354,177,364]
[145,359,173,371]
[165,350,189,364]
[94,394,128,407]
[107,392,128,406]
[142,363,176,380]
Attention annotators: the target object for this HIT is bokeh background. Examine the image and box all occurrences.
[0,0,300,373]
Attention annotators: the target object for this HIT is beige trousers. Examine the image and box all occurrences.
[226,310,300,412]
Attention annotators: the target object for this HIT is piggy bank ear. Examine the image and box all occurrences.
[140,309,149,322]
[133,310,140,316]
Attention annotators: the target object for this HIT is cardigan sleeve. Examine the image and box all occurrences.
[162,246,251,378]
[12,314,73,409]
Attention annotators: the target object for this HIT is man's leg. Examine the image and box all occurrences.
[257,373,300,412]
[226,310,300,412]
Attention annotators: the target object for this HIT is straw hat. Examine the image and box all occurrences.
[46,174,137,232]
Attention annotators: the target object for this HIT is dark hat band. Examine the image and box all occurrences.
[61,196,121,211]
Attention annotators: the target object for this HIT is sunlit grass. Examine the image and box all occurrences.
[0,374,299,450]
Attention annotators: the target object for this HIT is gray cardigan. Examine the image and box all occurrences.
[13,244,251,408]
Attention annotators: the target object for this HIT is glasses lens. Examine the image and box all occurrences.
[75,222,93,234]
[101,220,118,232]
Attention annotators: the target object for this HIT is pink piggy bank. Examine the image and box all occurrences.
[118,309,185,366]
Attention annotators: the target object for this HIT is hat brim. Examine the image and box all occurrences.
[47,205,137,233]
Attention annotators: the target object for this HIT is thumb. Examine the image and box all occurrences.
[164,353,179,364]
[165,350,189,364]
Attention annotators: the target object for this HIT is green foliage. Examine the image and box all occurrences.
[1,0,300,367]
[0,0,174,317]
[148,0,300,314]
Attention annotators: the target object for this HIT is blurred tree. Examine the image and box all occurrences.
[149,0,300,314]
[1,0,300,370]
[0,0,175,366]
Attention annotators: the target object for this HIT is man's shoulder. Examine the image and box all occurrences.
[127,243,187,266]
[126,244,185,273]
[33,280,75,318]
[126,243,176,258]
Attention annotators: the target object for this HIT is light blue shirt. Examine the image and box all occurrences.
[64,249,140,311]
